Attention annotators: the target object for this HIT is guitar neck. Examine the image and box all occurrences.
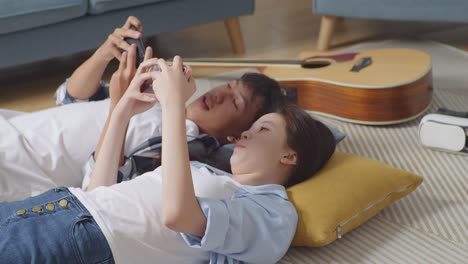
[183,58,302,68]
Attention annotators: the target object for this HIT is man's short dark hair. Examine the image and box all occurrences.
[239,72,284,119]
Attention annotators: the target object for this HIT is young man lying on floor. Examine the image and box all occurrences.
[0,16,283,201]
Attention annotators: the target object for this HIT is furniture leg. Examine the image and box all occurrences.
[224,17,246,54]
[317,16,338,51]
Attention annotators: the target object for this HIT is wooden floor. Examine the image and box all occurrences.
[1,0,467,111]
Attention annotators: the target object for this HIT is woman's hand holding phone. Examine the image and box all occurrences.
[111,57,166,121]
[149,56,194,109]
[111,55,193,121]
[109,44,153,107]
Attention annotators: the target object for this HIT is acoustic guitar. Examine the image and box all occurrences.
[184,48,433,125]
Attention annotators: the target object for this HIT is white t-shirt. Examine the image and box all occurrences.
[0,99,199,201]
[70,163,240,264]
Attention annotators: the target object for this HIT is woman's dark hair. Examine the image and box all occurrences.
[279,103,336,188]
[239,72,284,120]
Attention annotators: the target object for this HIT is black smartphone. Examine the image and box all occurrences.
[123,25,145,68]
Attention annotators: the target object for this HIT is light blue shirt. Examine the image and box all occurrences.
[183,162,298,264]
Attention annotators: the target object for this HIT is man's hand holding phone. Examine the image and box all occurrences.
[124,25,146,68]
[95,16,143,63]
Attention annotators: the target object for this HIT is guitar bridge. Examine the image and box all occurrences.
[350,57,372,72]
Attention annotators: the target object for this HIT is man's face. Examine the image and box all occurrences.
[186,80,263,143]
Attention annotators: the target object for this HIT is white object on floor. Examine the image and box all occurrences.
[419,113,468,152]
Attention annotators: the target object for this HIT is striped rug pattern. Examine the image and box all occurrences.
[278,41,468,263]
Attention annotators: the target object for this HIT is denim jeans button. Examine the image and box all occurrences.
[32,206,42,213]
[59,199,68,208]
[16,209,26,216]
[45,203,55,211]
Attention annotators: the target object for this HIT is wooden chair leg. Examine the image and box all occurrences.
[224,17,246,54]
[317,16,338,51]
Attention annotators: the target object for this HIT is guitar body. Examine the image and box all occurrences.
[186,48,433,125]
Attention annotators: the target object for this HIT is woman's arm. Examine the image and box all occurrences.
[151,57,207,237]
[161,96,207,236]
[93,49,131,166]
[87,60,157,192]
[86,109,130,190]
[94,45,152,166]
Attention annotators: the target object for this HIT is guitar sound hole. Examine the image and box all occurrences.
[301,60,331,69]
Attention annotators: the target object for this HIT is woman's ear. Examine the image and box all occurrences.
[280,152,297,166]
[226,135,236,143]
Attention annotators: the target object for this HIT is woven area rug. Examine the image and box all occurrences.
[278,40,468,263]
[194,39,468,263]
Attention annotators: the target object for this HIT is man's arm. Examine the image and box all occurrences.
[66,16,142,100]
[66,53,111,100]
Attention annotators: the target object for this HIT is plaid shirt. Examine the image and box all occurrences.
[54,78,111,106]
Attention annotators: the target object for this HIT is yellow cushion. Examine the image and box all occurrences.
[287,152,423,247]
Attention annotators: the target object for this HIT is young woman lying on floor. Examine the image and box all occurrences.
[0,56,336,264]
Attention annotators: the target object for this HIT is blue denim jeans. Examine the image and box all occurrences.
[0,187,114,264]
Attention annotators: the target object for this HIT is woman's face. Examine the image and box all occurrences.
[230,112,297,185]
